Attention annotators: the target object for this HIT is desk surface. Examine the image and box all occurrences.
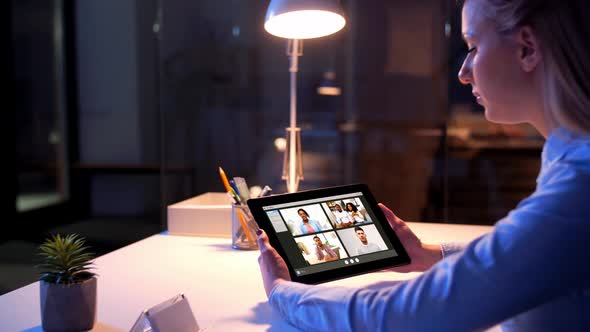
[0,222,499,332]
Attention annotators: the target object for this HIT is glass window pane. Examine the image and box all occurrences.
[13,0,68,212]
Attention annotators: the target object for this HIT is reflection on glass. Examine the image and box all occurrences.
[13,0,68,212]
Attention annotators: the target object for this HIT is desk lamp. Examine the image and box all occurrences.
[264,0,346,193]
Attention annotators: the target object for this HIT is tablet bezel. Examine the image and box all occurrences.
[247,183,411,284]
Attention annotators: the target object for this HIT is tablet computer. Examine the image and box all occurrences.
[247,183,410,284]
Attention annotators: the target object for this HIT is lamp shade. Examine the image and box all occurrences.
[264,0,346,39]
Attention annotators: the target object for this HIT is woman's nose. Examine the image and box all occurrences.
[458,58,472,85]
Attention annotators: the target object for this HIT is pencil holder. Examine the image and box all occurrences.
[231,204,259,250]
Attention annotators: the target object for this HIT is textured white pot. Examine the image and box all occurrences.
[40,277,97,332]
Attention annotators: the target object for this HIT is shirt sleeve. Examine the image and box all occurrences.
[311,220,321,231]
[269,165,590,332]
[325,246,337,258]
[440,242,466,258]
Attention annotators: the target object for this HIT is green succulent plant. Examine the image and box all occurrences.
[37,234,96,285]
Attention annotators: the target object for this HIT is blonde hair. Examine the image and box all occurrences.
[465,0,590,134]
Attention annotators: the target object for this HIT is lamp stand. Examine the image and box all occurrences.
[282,39,304,193]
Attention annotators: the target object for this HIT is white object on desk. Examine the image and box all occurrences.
[0,222,500,332]
[130,293,201,332]
[167,192,232,237]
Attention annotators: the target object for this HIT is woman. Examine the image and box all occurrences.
[297,208,322,235]
[256,0,590,331]
[346,202,366,223]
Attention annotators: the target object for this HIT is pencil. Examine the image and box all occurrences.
[218,166,233,193]
[236,209,255,244]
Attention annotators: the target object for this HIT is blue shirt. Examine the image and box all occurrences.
[299,219,322,234]
[269,127,590,332]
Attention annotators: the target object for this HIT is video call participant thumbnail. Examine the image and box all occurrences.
[313,236,338,262]
[354,226,382,255]
[346,203,366,223]
[332,203,354,228]
[298,209,323,234]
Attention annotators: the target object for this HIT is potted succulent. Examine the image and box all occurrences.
[37,234,97,332]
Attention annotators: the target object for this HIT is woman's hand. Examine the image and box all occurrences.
[379,203,442,273]
[256,229,291,298]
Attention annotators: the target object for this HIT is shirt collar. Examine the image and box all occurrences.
[542,126,590,169]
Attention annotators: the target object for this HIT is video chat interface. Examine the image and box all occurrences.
[263,192,399,276]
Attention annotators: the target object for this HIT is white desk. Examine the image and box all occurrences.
[0,222,500,332]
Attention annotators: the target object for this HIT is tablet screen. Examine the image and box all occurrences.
[261,191,399,277]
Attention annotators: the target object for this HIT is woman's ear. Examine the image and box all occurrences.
[518,26,542,72]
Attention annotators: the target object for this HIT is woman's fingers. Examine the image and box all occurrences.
[257,229,272,251]
[255,228,291,296]
[379,203,404,229]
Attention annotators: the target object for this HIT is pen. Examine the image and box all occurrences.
[229,179,241,198]
[232,188,243,205]
[228,188,242,205]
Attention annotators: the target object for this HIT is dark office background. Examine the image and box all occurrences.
[2,0,543,295]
